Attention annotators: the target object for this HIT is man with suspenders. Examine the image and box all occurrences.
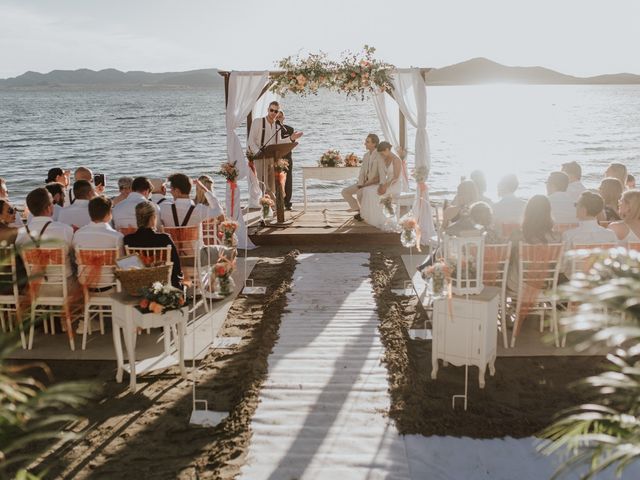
[159,173,224,228]
[247,101,303,198]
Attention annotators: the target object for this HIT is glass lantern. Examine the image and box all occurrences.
[443,224,485,296]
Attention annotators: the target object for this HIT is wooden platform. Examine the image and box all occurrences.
[248,202,400,247]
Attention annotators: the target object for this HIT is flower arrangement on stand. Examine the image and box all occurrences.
[138,282,185,314]
[259,195,274,221]
[399,216,418,248]
[214,258,236,297]
[218,220,238,247]
[344,153,361,167]
[319,149,343,167]
[380,195,395,218]
[216,161,240,216]
[422,260,451,299]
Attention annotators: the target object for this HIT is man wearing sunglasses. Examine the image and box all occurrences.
[248,101,303,200]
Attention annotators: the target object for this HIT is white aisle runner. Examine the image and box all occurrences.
[239,253,410,480]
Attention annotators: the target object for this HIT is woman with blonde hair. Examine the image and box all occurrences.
[195,175,214,205]
[608,190,640,244]
[599,177,623,222]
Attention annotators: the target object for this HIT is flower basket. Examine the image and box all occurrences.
[115,264,171,297]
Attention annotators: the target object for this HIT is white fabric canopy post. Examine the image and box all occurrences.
[374,69,436,246]
[225,71,269,248]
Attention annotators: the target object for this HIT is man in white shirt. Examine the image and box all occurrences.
[160,173,224,227]
[73,196,124,253]
[112,177,160,230]
[16,187,74,276]
[341,134,382,221]
[547,171,579,224]
[492,174,527,227]
[563,191,617,247]
[562,161,586,202]
[247,101,303,196]
[58,180,96,230]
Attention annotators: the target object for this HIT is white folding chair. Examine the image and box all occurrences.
[0,245,26,348]
[483,242,512,348]
[511,243,564,348]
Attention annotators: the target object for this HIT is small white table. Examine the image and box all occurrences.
[111,292,187,393]
[301,167,360,211]
[431,286,499,388]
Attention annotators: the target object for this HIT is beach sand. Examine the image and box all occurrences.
[19,246,605,479]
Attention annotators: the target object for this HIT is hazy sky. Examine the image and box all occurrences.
[1,0,639,79]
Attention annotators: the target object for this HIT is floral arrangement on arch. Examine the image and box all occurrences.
[138,282,185,314]
[319,149,343,167]
[344,153,361,167]
[270,45,394,100]
[216,161,239,183]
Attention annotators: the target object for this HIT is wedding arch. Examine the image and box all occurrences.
[218,47,435,248]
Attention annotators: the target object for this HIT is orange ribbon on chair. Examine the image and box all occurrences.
[228,180,237,217]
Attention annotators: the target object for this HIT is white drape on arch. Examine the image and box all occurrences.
[373,68,436,247]
[225,71,269,249]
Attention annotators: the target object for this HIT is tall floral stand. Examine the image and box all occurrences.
[253,143,297,227]
[274,171,287,224]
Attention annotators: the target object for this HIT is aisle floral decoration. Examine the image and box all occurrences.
[214,257,236,296]
[271,45,394,100]
[422,260,451,299]
[259,195,274,221]
[344,153,361,167]
[319,149,343,167]
[218,220,238,247]
[399,216,420,250]
[216,161,240,215]
[138,281,185,314]
[380,194,395,218]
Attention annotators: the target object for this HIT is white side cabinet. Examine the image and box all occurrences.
[431,286,499,388]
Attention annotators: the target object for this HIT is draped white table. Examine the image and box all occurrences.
[301,167,360,211]
[110,292,187,393]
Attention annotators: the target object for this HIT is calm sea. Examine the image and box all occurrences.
[1,85,639,205]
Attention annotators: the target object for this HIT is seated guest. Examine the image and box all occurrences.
[58,180,95,230]
[150,178,169,205]
[492,174,526,228]
[0,178,9,200]
[513,195,560,245]
[546,171,578,224]
[195,175,215,205]
[470,170,492,205]
[28,182,66,223]
[608,190,640,244]
[16,187,74,276]
[469,201,502,244]
[561,161,586,201]
[598,177,623,222]
[627,174,636,190]
[67,167,93,204]
[442,180,479,229]
[46,167,70,189]
[0,199,28,293]
[160,173,223,227]
[112,176,160,230]
[73,196,124,254]
[563,191,617,247]
[605,163,628,189]
[124,202,183,289]
[112,176,133,207]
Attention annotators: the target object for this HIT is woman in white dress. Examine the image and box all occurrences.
[608,190,640,245]
[360,141,403,230]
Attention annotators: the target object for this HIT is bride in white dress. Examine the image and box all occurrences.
[360,141,403,230]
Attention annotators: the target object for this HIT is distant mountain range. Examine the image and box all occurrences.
[1,58,639,89]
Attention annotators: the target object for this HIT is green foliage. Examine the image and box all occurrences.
[0,334,97,479]
[540,248,640,479]
[270,45,395,100]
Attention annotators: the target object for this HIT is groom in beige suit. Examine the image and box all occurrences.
[341,133,382,221]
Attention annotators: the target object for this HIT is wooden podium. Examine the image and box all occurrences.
[253,142,298,225]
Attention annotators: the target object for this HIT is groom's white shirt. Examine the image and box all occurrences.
[358,150,382,186]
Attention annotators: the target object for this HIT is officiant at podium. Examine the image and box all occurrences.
[247,101,303,199]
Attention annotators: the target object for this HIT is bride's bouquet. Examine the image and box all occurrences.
[319,149,344,167]
[380,195,395,218]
